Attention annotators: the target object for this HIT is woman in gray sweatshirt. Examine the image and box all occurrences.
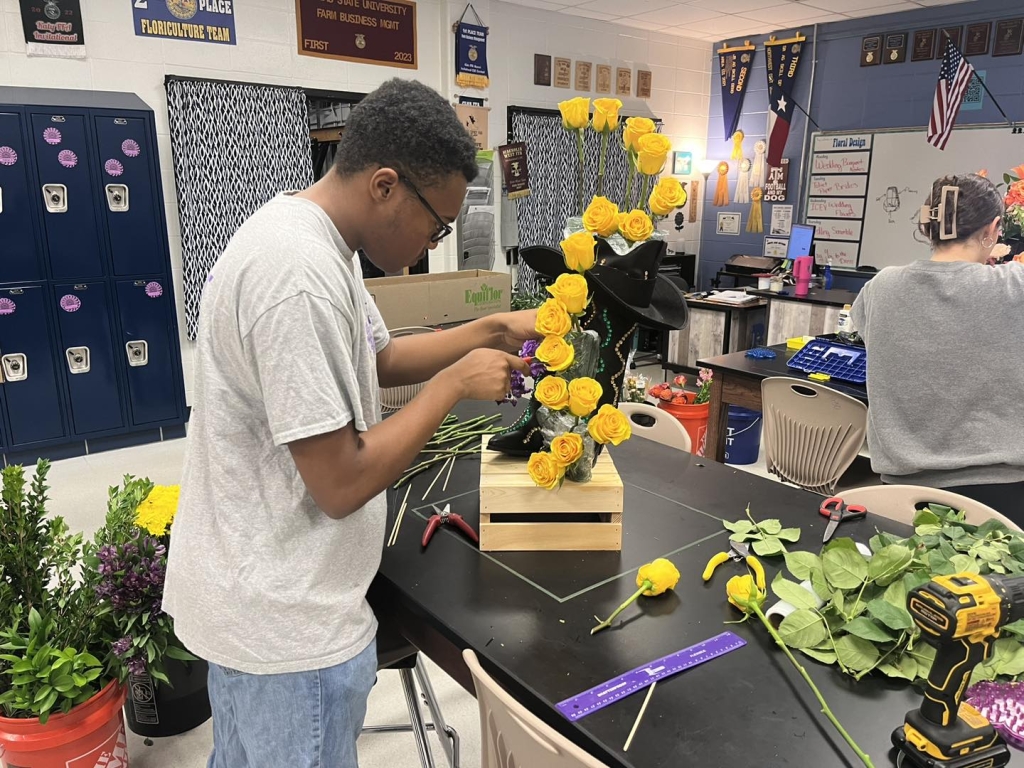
[852,173,1023,522]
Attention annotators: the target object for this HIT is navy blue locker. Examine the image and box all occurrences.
[0,112,45,283]
[115,279,180,425]
[53,283,126,436]
[30,112,104,280]
[0,285,67,447]
[93,115,164,276]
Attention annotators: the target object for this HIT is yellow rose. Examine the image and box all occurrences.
[727,574,766,611]
[546,273,589,315]
[649,177,688,216]
[623,116,655,153]
[637,133,672,175]
[592,98,622,133]
[637,558,681,596]
[535,298,572,338]
[617,209,654,243]
[558,97,590,131]
[550,433,584,467]
[568,377,602,418]
[588,404,632,445]
[527,451,563,490]
[560,231,597,273]
[536,335,575,372]
[582,196,620,238]
[534,376,570,410]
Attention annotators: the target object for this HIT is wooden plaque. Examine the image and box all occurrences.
[533,54,551,86]
[993,18,1024,57]
[637,69,652,98]
[615,67,631,96]
[965,22,992,57]
[940,26,963,51]
[883,32,908,64]
[860,34,882,66]
[553,57,571,88]
[575,60,592,91]
[912,29,936,62]
[596,64,612,93]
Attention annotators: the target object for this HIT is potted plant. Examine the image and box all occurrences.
[649,369,714,456]
[88,480,211,738]
[1000,164,1024,259]
[0,461,130,767]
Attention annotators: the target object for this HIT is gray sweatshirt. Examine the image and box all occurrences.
[851,259,1024,488]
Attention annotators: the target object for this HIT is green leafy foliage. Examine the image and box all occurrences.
[724,506,800,556]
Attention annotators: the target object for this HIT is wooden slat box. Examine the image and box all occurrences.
[479,436,624,552]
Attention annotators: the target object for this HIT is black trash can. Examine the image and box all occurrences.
[125,657,211,737]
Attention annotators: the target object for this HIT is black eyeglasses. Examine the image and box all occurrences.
[400,176,453,244]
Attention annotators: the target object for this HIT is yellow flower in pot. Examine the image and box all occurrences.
[534,376,570,410]
[636,133,672,175]
[535,298,572,337]
[582,196,620,239]
[560,231,597,273]
[588,404,632,446]
[546,273,589,316]
[550,433,584,467]
[536,335,575,372]
[617,209,654,244]
[527,451,563,490]
[649,177,688,217]
[568,377,602,418]
[558,97,590,130]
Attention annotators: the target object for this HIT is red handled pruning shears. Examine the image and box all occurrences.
[819,497,868,543]
[422,504,479,549]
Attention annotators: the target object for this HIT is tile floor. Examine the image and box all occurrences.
[40,381,878,767]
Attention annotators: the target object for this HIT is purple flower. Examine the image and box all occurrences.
[127,656,146,677]
[112,637,132,657]
[95,531,167,613]
[497,370,532,407]
[520,340,539,359]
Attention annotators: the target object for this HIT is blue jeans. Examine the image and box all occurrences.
[206,638,377,768]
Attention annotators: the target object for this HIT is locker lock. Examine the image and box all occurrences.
[42,184,67,214]
[126,340,148,367]
[66,347,90,374]
[105,184,129,213]
[2,354,27,382]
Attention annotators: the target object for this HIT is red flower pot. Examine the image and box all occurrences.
[658,392,709,456]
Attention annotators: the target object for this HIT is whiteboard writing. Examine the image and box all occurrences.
[810,174,868,197]
[806,197,865,219]
[815,241,859,268]
[813,134,873,153]
[807,218,862,241]
[812,152,870,175]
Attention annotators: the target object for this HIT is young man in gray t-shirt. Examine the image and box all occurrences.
[164,79,535,767]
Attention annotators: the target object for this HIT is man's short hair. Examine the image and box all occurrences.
[334,79,478,186]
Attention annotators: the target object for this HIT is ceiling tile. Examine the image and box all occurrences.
[840,2,919,15]
[681,14,771,35]
[631,4,722,25]
[502,0,569,10]
[804,0,897,11]
[576,0,674,15]
[558,6,622,20]
[915,0,972,5]
[741,3,840,23]
[684,0,787,13]
[616,17,666,29]
[661,26,715,41]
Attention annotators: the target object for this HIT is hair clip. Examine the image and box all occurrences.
[939,185,959,240]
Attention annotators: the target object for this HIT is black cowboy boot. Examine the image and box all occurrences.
[487,393,546,457]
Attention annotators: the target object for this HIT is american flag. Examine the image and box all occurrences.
[927,38,975,150]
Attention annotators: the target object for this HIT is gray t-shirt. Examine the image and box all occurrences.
[164,194,390,675]
[852,259,1024,488]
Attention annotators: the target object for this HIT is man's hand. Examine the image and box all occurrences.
[497,310,540,352]
[440,348,532,401]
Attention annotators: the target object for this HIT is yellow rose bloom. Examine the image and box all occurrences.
[568,377,602,418]
[546,273,589,315]
[592,98,622,133]
[617,209,654,243]
[558,97,590,131]
[560,231,597,273]
[135,484,180,537]
[550,433,584,467]
[535,298,572,338]
[637,133,672,175]
[637,558,681,596]
[536,335,575,372]
[649,177,688,216]
[588,404,632,445]
[527,451,563,490]
[581,196,620,238]
[534,376,570,410]
[727,574,766,611]
[623,116,655,153]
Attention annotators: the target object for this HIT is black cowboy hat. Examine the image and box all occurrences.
[522,238,688,332]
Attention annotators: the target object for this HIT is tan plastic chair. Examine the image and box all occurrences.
[761,377,868,495]
[380,327,435,413]
[840,485,1021,532]
[618,402,692,452]
[462,649,610,768]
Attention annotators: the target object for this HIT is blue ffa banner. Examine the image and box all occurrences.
[455,22,488,88]
[719,43,755,141]
[132,0,236,45]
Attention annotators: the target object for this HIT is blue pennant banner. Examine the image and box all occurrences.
[456,22,489,89]
[719,46,755,141]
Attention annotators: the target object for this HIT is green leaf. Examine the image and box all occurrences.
[943,526,967,541]
[831,589,846,616]
[33,685,53,704]
[1001,619,1024,639]
[772,576,821,611]
[776,528,801,543]
[723,520,755,533]
[880,654,918,681]
[913,508,942,527]
[977,519,1010,538]
[800,647,838,665]
[810,566,832,601]
[823,548,869,589]
[824,537,860,554]
[867,598,914,631]
[752,537,785,557]
[992,639,1024,676]
[868,545,914,585]
[1005,173,1015,186]
[778,609,829,649]
[904,572,932,593]
[72,673,88,687]
[949,554,981,575]
[758,519,783,535]
[83,668,101,682]
[784,552,822,581]
[150,669,170,686]
[844,617,897,643]
[928,551,957,576]
[39,689,59,714]
[883,579,909,612]
[730,532,761,543]
[164,645,199,662]
[916,524,943,536]
[834,635,880,672]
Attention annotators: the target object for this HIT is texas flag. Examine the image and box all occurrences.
[765,40,804,168]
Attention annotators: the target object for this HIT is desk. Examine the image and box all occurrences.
[663,297,768,372]
[698,344,868,464]
[748,288,860,346]
[374,402,911,768]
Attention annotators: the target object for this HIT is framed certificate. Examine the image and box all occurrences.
[553,57,571,88]
[860,34,882,66]
[993,18,1024,57]
[912,29,936,62]
[965,22,992,56]
[883,32,908,64]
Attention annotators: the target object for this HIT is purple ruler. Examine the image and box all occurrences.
[555,631,746,722]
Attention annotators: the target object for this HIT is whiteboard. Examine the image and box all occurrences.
[805,126,1024,272]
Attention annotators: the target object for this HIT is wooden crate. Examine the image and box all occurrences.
[479,436,623,552]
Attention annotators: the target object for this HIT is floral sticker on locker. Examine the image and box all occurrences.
[0,146,17,166]
[43,127,61,145]
[105,159,124,177]
[58,150,78,169]
[122,139,141,158]
[0,298,16,316]
[60,295,82,313]
[145,281,163,298]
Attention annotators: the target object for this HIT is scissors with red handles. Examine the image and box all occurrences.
[819,497,868,543]
[422,504,479,549]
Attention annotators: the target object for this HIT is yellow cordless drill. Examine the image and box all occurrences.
[893,572,1024,768]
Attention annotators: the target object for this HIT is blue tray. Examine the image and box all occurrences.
[786,339,866,384]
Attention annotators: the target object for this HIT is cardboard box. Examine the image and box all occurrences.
[365,270,511,329]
